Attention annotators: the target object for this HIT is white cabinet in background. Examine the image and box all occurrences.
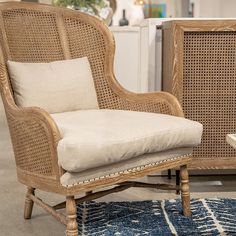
[110,27,141,92]
[110,19,163,93]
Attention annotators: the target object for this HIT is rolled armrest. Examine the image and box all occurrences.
[105,76,184,117]
[119,90,184,117]
[9,105,61,143]
[4,97,62,179]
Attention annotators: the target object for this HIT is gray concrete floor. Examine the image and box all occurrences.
[0,118,236,236]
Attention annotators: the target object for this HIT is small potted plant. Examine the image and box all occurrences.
[53,0,113,24]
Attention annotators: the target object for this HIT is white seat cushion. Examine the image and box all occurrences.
[52,109,203,172]
[7,57,98,113]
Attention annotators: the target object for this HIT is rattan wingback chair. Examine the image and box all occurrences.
[0,2,201,235]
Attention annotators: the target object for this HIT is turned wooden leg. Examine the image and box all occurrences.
[180,165,191,217]
[24,187,35,219]
[66,196,78,236]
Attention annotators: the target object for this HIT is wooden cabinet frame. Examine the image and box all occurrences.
[162,20,236,170]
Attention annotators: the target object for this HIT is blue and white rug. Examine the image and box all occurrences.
[77,198,236,235]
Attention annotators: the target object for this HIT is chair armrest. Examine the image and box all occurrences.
[119,90,184,117]
[9,105,61,143]
[4,97,62,179]
[106,78,184,117]
[10,106,61,143]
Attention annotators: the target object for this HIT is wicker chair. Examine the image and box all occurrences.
[0,2,201,235]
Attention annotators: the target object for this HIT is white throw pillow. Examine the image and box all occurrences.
[7,57,99,113]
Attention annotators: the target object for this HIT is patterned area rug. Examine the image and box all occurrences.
[77,198,236,236]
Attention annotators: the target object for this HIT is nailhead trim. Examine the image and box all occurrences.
[63,154,191,187]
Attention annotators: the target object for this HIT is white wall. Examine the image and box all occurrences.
[192,0,236,18]
[220,0,236,18]
[191,0,220,18]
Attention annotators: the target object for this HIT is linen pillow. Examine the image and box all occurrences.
[7,57,99,113]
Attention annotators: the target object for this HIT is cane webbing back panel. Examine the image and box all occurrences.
[183,31,236,161]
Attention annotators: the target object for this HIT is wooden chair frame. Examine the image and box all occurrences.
[0,2,192,235]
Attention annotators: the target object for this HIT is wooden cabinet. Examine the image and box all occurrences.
[162,20,236,170]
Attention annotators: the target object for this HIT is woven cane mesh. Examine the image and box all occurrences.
[64,17,172,114]
[8,116,54,176]
[183,31,236,160]
[2,9,64,62]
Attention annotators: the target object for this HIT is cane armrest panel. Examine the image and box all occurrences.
[127,91,184,117]
[105,78,184,117]
[3,100,62,178]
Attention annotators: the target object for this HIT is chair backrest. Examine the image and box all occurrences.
[0,1,117,109]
